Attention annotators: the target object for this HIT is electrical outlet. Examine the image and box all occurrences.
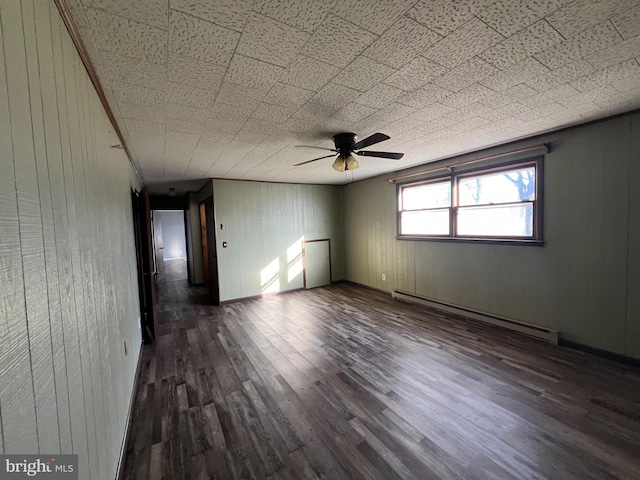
[382,274,386,281]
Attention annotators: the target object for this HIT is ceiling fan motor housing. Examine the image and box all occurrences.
[292,131,402,167]
[333,132,357,158]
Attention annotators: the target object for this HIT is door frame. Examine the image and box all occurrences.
[199,202,209,285]
[202,197,220,305]
[131,187,158,342]
[151,210,165,283]
[303,238,332,289]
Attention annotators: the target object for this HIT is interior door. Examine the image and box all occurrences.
[152,211,165,283]
[200,202,209,285]
[203,197,220,305]
[132,187,158,342]
[305,239,331,289]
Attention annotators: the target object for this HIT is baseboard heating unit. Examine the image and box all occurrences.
[392,290,559,345]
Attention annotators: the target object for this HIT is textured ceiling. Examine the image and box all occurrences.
[66,0,640,186]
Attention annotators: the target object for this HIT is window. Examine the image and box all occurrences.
[398,158,542,243]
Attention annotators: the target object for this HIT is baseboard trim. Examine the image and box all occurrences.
[560,340,640,368]
[392,290,559,345]
[116,341,144,480]
[219,287,306,305]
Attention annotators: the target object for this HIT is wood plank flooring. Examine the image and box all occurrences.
[161,258,188,282]
[120,281,640,479]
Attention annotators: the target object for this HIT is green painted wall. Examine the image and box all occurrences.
[343,112,640,359]
[213,180,344,302]
[0,1,141,476]
[627,114,640,357]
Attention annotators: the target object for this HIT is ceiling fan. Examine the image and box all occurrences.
[294,132,404,172]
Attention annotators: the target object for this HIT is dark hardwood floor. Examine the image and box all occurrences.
[120,281,640,479]
[161,258,188,282]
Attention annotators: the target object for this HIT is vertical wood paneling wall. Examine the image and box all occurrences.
[0,1,142,478]
[343,113,640,360]
[213,180,344,302]
[627,115,640,357]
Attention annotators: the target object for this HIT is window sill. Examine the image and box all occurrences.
[396,236,544,247]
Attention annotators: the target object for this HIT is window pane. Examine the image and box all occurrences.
[402,181,450,210]
[458,166,535,206]
[401,209,449,235]
[457,203,533,237]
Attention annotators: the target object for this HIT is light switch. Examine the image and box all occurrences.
[220,223,225,230]
[223,242,227,248]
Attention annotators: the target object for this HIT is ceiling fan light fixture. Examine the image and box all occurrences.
[294,132,403,171]
[345,154,359,171]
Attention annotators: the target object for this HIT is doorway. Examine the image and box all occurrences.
[200,202,209,285]
[304,239,331,289]
[152,210,188,282]
[131,188,158,343]
[199,198,220,305]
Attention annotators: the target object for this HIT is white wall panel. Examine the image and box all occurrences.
[76,49,108,480]
[0,1,142,477]
[343,112,640,359]
[49,8,90,467]
[20,0,63,454]
[62,27,97,477]
[32,0,72,453]
[213,180,344,302]
[0,1,38,453]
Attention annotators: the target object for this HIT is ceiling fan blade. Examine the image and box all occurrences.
[293,154,337,166]
[352,132,390,150]
[356,150,404,160]
[295,145,337,152]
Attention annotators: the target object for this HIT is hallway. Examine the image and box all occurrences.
[119,282,640,479]
[162,259,189,283]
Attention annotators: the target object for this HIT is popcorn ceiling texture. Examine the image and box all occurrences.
[63,0,640,185]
